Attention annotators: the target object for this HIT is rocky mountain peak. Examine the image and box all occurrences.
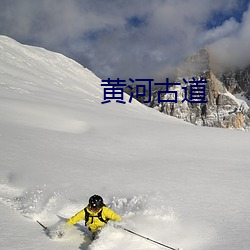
[177,48,210,78]
[125,48,250,130]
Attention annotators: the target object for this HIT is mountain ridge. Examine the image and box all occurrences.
[127,48,250,130]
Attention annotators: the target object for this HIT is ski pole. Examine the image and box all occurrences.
[37,220,48,231]
[122,227,180,250]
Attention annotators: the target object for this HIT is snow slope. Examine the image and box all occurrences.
[0,35,250,250]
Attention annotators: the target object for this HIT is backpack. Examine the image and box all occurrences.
[84,206,109,226]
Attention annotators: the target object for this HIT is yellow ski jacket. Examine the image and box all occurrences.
[67,206,121,233]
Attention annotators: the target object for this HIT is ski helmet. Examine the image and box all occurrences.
[89,195,104,210]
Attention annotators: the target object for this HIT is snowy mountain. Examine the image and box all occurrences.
[0,36,250,250]
[128,49,250,130]
[171,49,250,129]
[217,65,250,102]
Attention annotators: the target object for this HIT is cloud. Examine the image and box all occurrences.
[0,0,249,79]
[201,18,240,45]
[209,3,250,69]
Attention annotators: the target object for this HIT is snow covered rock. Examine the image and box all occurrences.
[153,49,250,129]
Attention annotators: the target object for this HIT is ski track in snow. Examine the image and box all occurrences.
[0,99,91,134]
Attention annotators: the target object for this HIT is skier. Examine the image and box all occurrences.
[66,194,121,239]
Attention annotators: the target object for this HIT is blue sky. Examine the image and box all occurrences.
[0,0,249,79]
[206,0,249,28]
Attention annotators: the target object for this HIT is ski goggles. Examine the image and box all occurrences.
[89,205,101,212]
